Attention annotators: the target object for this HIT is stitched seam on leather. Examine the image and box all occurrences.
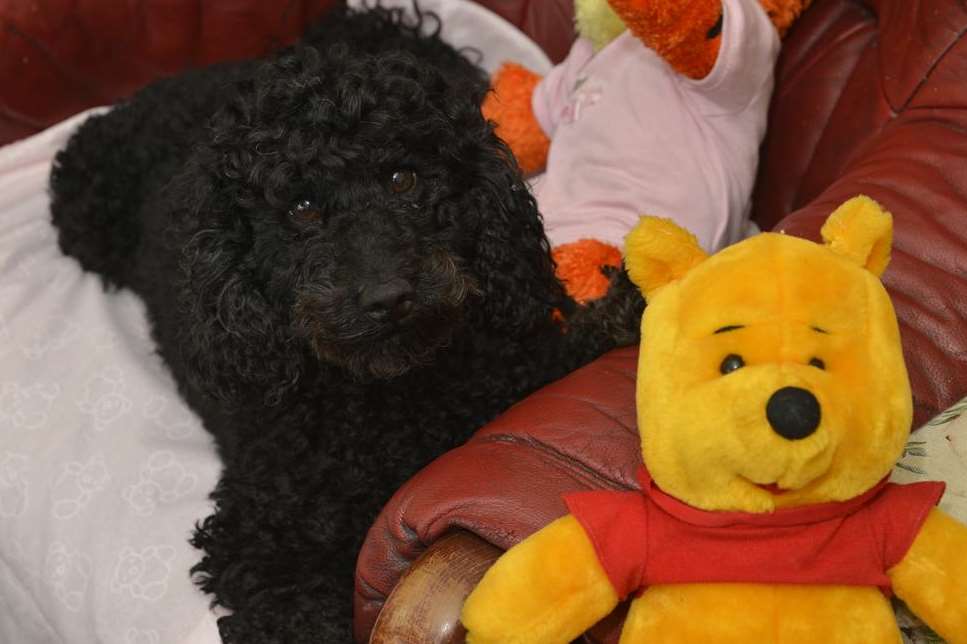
[766,4,876,213]
[580,362,638,383]
[900,19,967,112]
[775,6,873,100]
[795,34,884,209]
[527,391,638,437]
[0,102,46,130]
[1,21,103,102]
[354,573,384,600]
[478,432,636,492]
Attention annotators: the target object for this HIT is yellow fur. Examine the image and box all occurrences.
[622,584,901,643]
[462,515,619,644]
[889,508,967,644]
[820,195,893,276]
[461,197,967,643]
[623,216,707,299]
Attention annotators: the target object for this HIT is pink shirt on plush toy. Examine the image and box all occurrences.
[530,0,779,251]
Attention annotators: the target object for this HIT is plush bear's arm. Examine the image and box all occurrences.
[888,508,967,644]
[607,0,723,79]
[461,514,620,644]
[481,62,550,175]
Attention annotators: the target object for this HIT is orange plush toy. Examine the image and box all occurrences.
[484,0,811,303]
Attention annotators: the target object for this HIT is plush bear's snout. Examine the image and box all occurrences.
[766,386,821,440]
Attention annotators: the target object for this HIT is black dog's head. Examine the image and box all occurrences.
[171,21,566,406]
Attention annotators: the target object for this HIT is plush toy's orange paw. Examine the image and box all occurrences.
[553,239,623,303]
[607,0,723,79]
[482,62,550,175]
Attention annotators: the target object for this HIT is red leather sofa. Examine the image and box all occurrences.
[3,1,966,642]
[354,0,967,642]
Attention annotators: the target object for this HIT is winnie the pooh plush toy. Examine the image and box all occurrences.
[461,196,967,643]
[484,0,811,302]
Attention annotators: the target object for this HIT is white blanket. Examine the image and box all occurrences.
[0,3,549,643]
[0,108,223,644]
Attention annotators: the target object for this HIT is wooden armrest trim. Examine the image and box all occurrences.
[369,530,503,644]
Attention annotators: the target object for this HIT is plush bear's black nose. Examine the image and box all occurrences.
[360,279,414,322]
[766,387,821,440]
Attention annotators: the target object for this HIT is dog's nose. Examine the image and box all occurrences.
[360,280,415,321]
[766,386,821,440]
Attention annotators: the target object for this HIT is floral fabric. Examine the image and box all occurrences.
[891,396,967,643]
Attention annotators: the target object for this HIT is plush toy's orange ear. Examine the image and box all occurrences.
[820,196,893,277]
[624,216,708,298]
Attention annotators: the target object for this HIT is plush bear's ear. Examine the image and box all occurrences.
[820,196,893,277]
[624,216,708,298]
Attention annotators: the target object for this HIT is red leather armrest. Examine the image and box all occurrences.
[354,347,640,642]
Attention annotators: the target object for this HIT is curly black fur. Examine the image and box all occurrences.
[49,6,643,643]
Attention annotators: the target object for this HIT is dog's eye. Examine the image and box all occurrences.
[720,354,745,375]
[809,357,826,370]
[389,170,417,194]
[289,199,323,222]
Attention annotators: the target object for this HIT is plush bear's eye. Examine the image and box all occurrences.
[389,170,417,194]
[809,357,826,370]
[720,354,745,375]
[289,199,323,222]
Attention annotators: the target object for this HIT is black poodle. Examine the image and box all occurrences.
[49,6,642,643]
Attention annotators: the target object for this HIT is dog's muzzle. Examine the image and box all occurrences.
[293,250,478,379]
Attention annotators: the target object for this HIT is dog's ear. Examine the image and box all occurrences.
[170,166,307,409]
[466,137,568,332]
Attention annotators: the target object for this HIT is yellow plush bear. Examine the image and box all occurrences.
[462,196,967,643]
